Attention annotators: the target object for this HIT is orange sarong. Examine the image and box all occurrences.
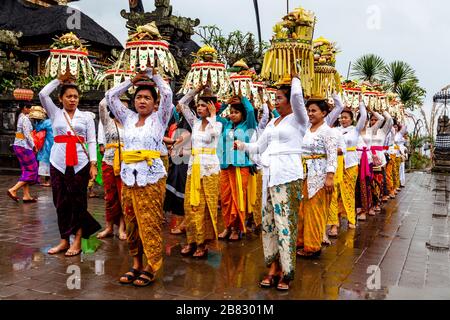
[297,181,331,253]
[220,166,250,233]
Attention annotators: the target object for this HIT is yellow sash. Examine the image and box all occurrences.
[235,167,246,212]
[346,146,357,152]
[302,154,326,174]
[247,171,257,213]
[106,142,124,176]
[122,150,161,166]
[15,132,25,140]
[190,148,216,206]
[394,145,400,150]
[335,155,345,184]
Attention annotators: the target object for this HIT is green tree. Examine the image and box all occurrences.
[351,54,385,83]
[396,80,426,110]
[195,25,269,72]
[382,61,417,92]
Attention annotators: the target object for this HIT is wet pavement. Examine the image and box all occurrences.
[0,172,449,300]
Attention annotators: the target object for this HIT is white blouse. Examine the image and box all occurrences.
[244,77,309,190]
[370,111,393,167]
[14,113,35,150]
[179,90,222,178]
[39,79,97,174]
[302,122,338,199]
[99,98,125,166]
[337,101,367,169]
[105,72,172,187]
[249,103,270,170]
[394,125,407,157]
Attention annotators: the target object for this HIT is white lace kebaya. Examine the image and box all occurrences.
[98,98,125,167]
[302,122,338,199]
[105,71,173,187]
[242,77,309,205]
[178,90,222,178]
[14,113,35,150]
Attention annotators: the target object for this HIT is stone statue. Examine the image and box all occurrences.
[437,115,450,135]
[155,0,172,17]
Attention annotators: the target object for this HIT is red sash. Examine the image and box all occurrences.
[54,132,85,166]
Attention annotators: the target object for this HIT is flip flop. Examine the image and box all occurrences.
[48,246,69,255]
[65,249,82,257]
[6,190,19,203]
[170,227,186,235]
[23,198,38,203]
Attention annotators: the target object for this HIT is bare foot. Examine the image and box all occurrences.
[48,240,70,254]
[97,228,114,239]
[65,243,82,257]
[118,231,127,241]
[358,213,367,221]
[328,225,338,237]
[229,230,241,241]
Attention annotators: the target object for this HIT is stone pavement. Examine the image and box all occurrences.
[0,172,449,300]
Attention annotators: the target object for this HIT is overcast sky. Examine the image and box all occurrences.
[70,0,450,115]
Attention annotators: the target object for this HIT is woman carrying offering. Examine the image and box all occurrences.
[176,86,222,259]
[39,76,101,257]
[96,98,127,240]
[328,97,367,236]
[235,74,308,291]
[106,67,172,287]
[217,95,257,241]
[296,99,338,259]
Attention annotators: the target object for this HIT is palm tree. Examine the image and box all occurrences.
[396,80,426,110]
[351,54,385,83]
[382,61,417,92]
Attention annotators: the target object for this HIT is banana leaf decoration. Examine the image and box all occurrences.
[261,7,316,97]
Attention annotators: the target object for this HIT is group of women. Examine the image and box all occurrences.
[8,66,408,291]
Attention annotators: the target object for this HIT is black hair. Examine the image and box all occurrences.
[134,85,158,102]
[341,109,354,121]
[306,100,330,116]
[230,102,247,122]
[277,85,292,101]
[106,105,115,119]
[393,118,398,126]
[59,83,80,98]
[14,101,32,128]
[197,96,217,105]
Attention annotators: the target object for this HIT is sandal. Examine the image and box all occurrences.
[23,198,38,203]
[181,244,197,257]
[297,249,321,259]
[133,271,155,287]
[6,190,19,203]
[65,249,82,257]
[259,274,280,288]
[193,248,208,259]
[119,268,141,284]
[48,245,69,255]
[218,229,231,240]
[327,229,338,238]
[170,227,186,235]
[228,229,242,242]
[276,278,291,291]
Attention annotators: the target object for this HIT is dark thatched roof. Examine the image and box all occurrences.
[0,0,122,50]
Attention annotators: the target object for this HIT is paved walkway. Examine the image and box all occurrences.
[0,172,449,300]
